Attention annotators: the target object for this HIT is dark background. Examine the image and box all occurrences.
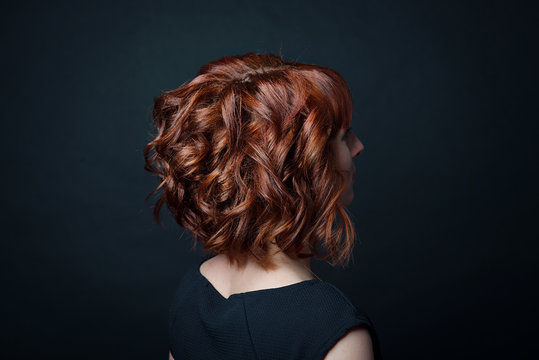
[2,0,537,359]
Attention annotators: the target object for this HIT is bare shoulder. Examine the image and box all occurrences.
[324,326,374,360]
[169,351,174,360]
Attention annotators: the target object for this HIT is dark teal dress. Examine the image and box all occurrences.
[169,254,383,359]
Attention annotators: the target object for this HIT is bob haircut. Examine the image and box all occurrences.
[144,52,356,271]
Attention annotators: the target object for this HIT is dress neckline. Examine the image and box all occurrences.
[197,255,321,301]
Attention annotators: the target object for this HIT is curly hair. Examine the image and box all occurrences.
[144,52,356,271]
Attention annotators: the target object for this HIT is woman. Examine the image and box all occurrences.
[144,52,383,360]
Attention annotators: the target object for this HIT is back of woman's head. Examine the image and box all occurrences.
[144,52,356,271]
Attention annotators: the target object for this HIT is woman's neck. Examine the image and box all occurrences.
[221,243,317,282]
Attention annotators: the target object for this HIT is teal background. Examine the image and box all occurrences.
[2,0,537,358]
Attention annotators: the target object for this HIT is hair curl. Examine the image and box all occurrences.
[144,52,356,271]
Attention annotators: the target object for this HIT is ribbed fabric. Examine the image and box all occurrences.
[169,254,383,360]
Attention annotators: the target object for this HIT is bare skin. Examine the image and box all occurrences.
[323,326,374,360]
[331,127,364,207]
[199,243,316,299]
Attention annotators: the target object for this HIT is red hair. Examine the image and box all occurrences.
[144,52,355,271]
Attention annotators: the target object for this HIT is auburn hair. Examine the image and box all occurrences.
[144,52,356,271]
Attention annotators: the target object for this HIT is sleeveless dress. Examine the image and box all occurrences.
[169,254,383,359]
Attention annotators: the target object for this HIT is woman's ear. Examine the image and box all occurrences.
[326,125,336,138]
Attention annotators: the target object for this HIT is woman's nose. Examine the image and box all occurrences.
[353,138,364,158]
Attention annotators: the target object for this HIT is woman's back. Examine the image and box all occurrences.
[167,254,383,360]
